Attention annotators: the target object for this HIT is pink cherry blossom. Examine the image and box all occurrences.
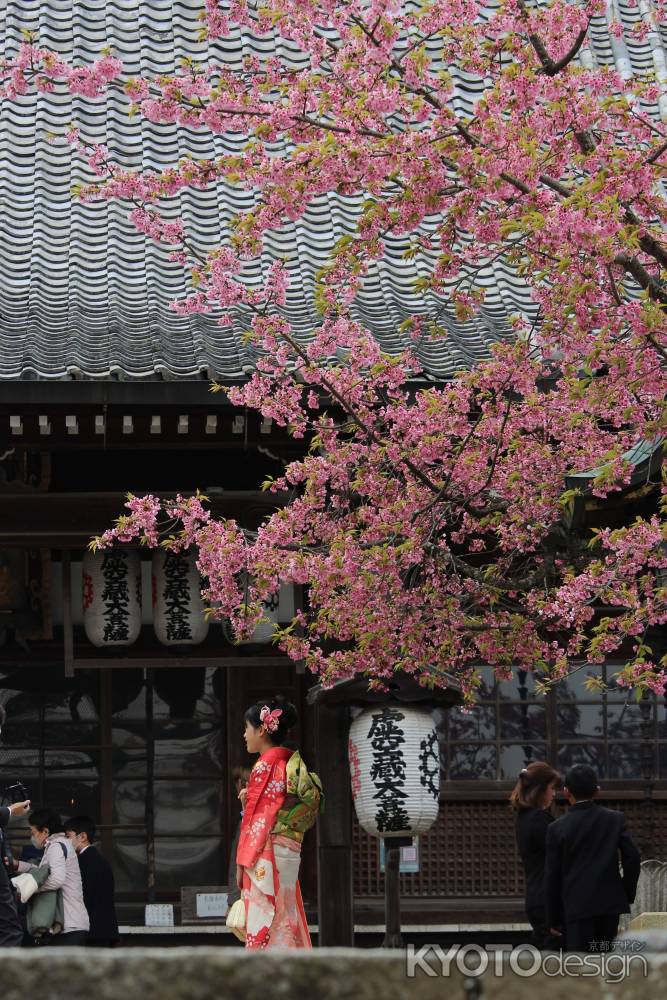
[3,1,666,701]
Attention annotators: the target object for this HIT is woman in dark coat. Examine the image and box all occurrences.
[510,761,562,950]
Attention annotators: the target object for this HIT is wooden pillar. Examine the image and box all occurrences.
[145,667,156,903]
[62,551,74,678]
[100,668,114,861]
[382,836,411,948]
[315,702,354,946]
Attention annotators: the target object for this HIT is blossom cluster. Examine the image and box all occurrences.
[4,0,667,701]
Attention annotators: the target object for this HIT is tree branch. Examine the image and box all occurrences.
[613,253,667,305]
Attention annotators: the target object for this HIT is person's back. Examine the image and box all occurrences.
[48,834,89,938]
[78,846,118,944]
[545,765,640,952]
[65,816,119,947]
[516,806,554,910]
[510,762,560,950]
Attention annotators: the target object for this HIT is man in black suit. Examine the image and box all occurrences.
[0,704,31,947]
[64,816,119,948]
[545,764,641,953]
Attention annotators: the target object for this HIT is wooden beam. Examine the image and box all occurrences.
[72,656,293,669]
[0,491,292,546]
[62,551,74,678]
[0,382,243,407]
[0,402,310,451]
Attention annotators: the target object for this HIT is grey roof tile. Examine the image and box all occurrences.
[0,0,664,380]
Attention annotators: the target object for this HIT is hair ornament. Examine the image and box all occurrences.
[259,705,283,733]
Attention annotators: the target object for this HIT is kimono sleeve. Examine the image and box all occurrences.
[236,758,287,868]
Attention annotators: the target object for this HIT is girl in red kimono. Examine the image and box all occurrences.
[235,696,314,950]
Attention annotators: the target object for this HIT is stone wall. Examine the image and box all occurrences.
[2,947,667,1000]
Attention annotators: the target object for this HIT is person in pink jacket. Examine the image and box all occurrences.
[15,808,89,945]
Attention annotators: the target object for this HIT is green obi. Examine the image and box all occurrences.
[272,750,325,843]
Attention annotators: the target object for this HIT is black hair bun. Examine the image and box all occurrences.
[270,694,298,731]
[244,694,298,744]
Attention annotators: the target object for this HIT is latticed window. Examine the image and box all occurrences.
[0,667,226,902]
[437,663,665,783]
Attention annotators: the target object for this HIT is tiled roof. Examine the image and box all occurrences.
[0,0,664,381]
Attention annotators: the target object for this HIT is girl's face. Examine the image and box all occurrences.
[244,719,265,754]
[541,781,557,808]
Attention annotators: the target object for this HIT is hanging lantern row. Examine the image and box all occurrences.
[348,704,440,839]
[81,551,293,648]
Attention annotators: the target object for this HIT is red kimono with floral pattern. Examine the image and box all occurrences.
[236,746,311,950]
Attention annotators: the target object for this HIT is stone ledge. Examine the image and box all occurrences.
[628,913,667,931]
[1,947,666,1000]
[117,922,532,934]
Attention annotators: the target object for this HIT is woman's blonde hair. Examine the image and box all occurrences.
[509,760,561,811]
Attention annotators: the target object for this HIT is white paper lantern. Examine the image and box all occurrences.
[233,585,296,645]
[348,704,440,838]
[82,550,141,647]
[152,550,209,646]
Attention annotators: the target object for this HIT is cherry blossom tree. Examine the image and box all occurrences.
[2,0,666,702]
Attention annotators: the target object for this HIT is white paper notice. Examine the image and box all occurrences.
[145,903,175,927]
[196,892,229,919]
